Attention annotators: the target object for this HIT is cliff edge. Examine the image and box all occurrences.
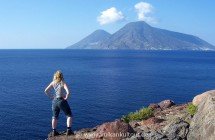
[48,90,215,140]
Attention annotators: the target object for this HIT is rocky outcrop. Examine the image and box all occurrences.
[188,90,215,140]
[48,91,215,140]
[48,102,189,140]
[48,120,134,140]
[192,90,215,106]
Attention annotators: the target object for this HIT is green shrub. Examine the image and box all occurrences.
[122,107,153,123]
[186,103,197,116]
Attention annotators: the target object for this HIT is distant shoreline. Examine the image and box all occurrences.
[0,49,215,52]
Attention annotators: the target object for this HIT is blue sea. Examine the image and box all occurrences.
[0,50,215,140]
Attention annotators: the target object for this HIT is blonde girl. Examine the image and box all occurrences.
[45,70,73,136]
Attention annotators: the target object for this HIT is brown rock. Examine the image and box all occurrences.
[188,90,215,140]
[140,117,164,126]
[138,117,164,131]
[95,119,134,140]
[158,100,175,109]
[192,90,215,106]
[148,103,160,110]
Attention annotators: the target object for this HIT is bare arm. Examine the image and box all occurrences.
[44,82,54,99]
[63,82,70,100]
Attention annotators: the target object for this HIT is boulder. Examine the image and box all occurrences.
[188,90,215,140]
[192,90,215,106]
[158,100,175,109]
[164,119,189,139]
[95,119,134,140]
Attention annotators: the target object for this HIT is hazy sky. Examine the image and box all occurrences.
[0,0,214,49]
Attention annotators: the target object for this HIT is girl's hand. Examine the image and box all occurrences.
[62,95,67,100]
[64,94,69,100]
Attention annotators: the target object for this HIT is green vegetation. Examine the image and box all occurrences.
[122,107,153,123]
[186,103,197,116]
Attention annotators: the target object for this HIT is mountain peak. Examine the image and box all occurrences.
[67,29,111,49]
[127,21,150,25]
[124,21,151,28]
[117,21,152,34]
[92,29,110,34]
[67,21,214,50]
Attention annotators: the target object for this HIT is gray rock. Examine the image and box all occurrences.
[164,119,189,140]
[124,133,144,140]
[158,100,175,109]
[188,91,215,140]
[143,130,166,140]
[192,90,215,106]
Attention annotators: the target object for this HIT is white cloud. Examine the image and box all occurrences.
[97,7,124,25]
[134,2,157,24]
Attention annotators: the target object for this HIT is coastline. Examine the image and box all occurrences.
[48,90,215,140]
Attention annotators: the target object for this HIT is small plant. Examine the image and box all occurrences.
[122,107,153,123]
[186,103,197,116]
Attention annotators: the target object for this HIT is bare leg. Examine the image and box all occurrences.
[66,116,74,135]
[67,116,72,127]
[52,118,58,129]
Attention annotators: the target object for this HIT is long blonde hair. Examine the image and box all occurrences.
[53,70,64,83]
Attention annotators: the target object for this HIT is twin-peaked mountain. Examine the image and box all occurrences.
[67,21,214,50]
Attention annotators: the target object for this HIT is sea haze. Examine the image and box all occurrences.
[0,50,215,139]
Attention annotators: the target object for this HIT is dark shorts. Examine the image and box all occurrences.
[52,97,72,119]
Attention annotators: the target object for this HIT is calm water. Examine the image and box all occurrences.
[0,50,215,140]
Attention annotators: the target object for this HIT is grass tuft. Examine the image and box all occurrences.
[186,103,197,116]
[122,107,153,123]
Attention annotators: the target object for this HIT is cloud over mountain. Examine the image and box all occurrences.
[97,7,124,25]
[134,2,156,24]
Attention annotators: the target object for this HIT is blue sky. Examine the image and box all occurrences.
[0,0,214,49]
